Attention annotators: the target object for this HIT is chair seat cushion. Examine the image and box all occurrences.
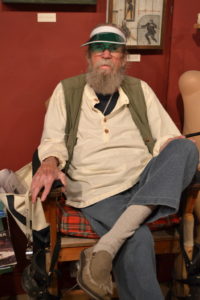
[59,204,99,238]
[148,214,180,230]
[59,203,180,238]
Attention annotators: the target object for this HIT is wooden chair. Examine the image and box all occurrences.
[172,180,200,298]
[171,70,200,298]
[42,179,200,299]
[41,70,200,299]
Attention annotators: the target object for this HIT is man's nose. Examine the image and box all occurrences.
[101,49,112,58]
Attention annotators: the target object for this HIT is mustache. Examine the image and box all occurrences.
[86,58,125,94]
[94,59,114,69]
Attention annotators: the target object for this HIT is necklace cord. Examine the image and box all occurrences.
[102,94,114,115]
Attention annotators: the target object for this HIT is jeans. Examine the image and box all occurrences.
[81,139,199,300]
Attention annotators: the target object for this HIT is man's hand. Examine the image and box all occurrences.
[159,135,196,153]
[31,156,67,203]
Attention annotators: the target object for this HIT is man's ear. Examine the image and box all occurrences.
[86,48,92,60]
[86,55,90,63]
[121,54,128,68]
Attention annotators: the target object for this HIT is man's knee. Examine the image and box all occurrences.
[134,225,154,247]
[166,138,199,160]
[123,225,154,255]
[113,225,155,278]
[114,225,154,267]
[171,138,197,151]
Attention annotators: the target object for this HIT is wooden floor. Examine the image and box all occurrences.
[0,283,170,300]
[0,292,91,300]
[60,283,170,300]
[0,283,178,300]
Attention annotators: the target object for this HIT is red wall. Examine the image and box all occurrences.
[0,0,200,171]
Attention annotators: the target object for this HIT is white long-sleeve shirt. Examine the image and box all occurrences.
[38,80,181,208]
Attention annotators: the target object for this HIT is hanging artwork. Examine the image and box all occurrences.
[108,0,167,49]
[2,0,96,4]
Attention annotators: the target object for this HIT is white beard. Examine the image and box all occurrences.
[86,59,125,95]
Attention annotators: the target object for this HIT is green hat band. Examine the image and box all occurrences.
[91,32,125,43]
[82,32,126,46]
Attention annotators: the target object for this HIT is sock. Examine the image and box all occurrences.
[93,205,154,258]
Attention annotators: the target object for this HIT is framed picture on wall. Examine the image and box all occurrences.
[2,0,96,4]
[107,0,167,50]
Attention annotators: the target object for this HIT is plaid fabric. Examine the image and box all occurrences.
[59,203,99,238]
[148,214,180,231]
[59,201,180,238]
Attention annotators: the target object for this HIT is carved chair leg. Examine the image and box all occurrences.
[43,195,60,296]
[194,191,200,244]
[173,187,199,298]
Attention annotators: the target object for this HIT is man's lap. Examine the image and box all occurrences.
[81,139,198,235]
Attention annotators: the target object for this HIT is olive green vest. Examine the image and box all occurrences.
[61,74,155,171]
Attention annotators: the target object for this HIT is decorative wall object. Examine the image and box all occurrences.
[2,0,96,4]
[108,0,167,49]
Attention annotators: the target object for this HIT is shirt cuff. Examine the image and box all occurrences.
[39,152,66,170]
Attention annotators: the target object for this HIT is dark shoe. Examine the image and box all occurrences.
[77,247,113,300]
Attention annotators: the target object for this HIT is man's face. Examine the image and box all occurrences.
[88,43,126,75]
[86,42,126,94]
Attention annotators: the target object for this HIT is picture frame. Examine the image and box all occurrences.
[2,0,96,4]
[107,0,167,49]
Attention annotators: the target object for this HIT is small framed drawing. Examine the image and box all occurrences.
[2,0,96,4]
[107,0,167,49]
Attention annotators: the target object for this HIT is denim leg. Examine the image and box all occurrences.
[128,139,199,222]
[81,188,136,236]
[80,139,198,299]
[113,225,164,300]
[81,191,162,300]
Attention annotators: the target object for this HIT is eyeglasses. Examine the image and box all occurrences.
[89,43,123,54]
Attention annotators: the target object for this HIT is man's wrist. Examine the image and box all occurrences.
[42,156,59,167]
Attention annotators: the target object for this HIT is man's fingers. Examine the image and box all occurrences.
[59,173,67,187]
[31,185,42,203]
[40,185,52,202]
[30,165,67,202]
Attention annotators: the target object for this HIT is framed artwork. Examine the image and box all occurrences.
[108,0,167,49]
[2,0,96,4]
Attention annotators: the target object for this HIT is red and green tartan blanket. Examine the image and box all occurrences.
[58,203,180,239]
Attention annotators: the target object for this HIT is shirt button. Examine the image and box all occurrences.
[104,118,107,122]
[105,129,109,134]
